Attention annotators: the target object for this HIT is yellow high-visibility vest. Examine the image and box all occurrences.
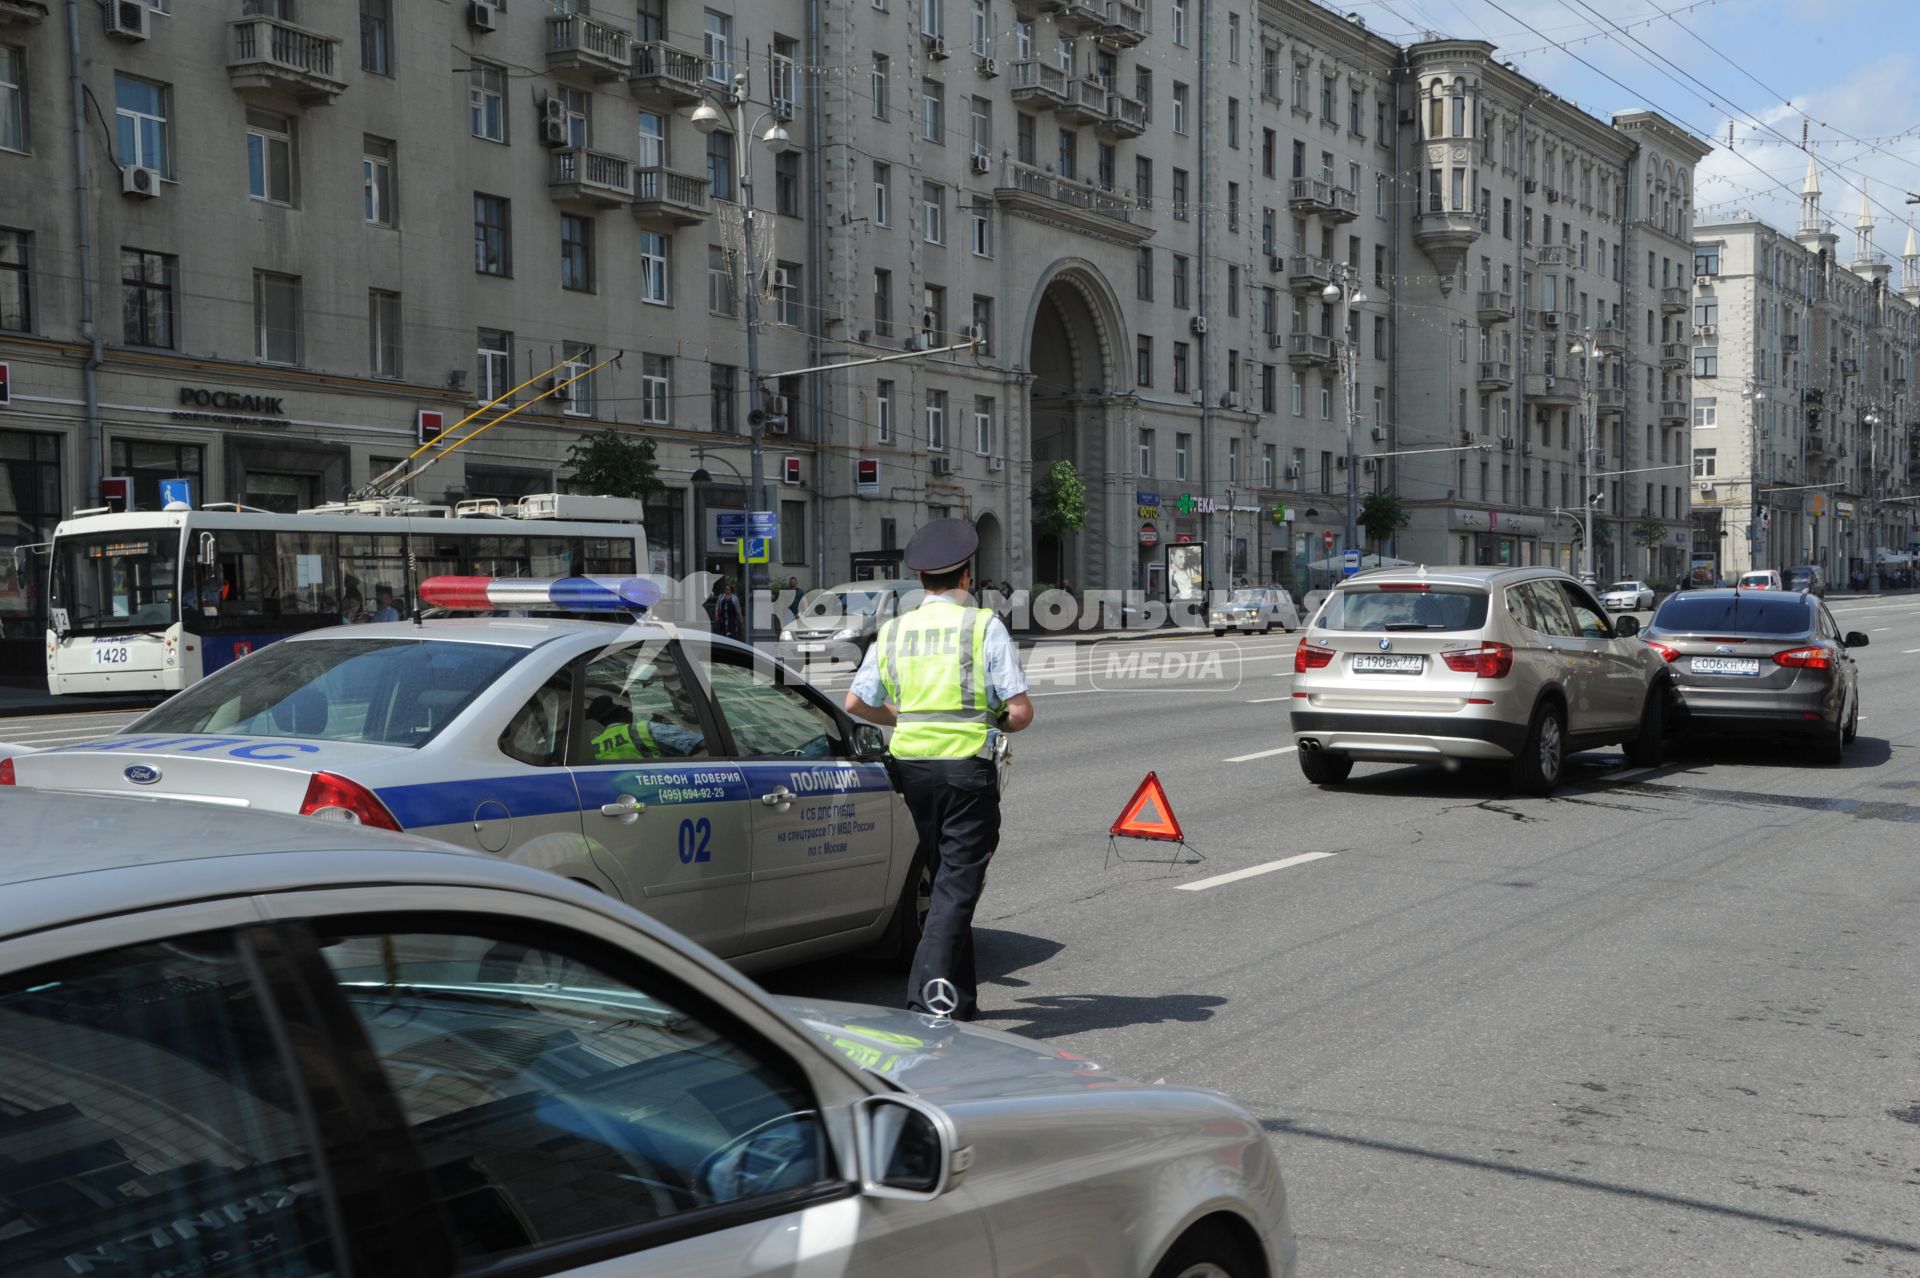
[876,602,996,758]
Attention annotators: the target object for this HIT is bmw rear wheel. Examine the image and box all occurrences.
[1150,1225,1260,1278]
[1510,701,1565,796]
[1298,748,1353,785]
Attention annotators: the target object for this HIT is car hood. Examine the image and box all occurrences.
[780,997,1136,1102]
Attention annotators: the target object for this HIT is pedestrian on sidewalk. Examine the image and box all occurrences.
[712,579,745,641]
[844,518,1034,1022]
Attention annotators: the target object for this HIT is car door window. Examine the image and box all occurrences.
[0,931,341,1278]
[316,921,832,1266]
[1515,581,1576,636]
[576,641,710,762]
[1556,582,1612,638]
[499,667,574,766]
[698,653,845,758]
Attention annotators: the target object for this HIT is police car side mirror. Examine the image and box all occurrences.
[851,723,887,760]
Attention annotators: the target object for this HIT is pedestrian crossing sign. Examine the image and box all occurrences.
[1110,771,1184,843]
[739,535,770,564]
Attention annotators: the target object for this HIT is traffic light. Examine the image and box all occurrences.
[100,476,130,514]
[782,456,802,485]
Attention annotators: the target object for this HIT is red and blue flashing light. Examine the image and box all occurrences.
[418,575,662,614]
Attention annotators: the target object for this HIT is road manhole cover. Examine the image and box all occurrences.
[1890,1105,1920,1125]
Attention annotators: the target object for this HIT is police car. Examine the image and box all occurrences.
[1,576,930,973]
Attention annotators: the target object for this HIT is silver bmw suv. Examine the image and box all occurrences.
[1289,565,1671,794]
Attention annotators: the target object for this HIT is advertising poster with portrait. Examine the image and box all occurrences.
[1165,542,1206,603]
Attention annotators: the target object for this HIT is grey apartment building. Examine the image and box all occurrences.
[0,0,1707,653]
[1689,162,1920,584]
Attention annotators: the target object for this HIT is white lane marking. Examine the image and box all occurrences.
[1224,744,1299,762]
[1903,648,1920,654]
[1245,696,1293,703]
[1176,851,1337,891]
[1871,627,1891,632]
[1600,765,1655,783]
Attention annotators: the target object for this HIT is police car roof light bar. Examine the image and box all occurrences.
[418,575,662,614]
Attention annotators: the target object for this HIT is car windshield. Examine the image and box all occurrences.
[1605,582,1639,593]
[1318,587,1488,632]
[50,530,184,635]
[1738,573,1774,586]
[1229,589,1268,604]
[1651,595,1811,637]
[132,637,527,747]
[1785,569,1813,584]
[807,589,885,617]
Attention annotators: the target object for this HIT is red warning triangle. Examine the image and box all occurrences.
[1110,771,1185,843]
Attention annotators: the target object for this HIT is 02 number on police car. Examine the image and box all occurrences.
[677,817,713,864]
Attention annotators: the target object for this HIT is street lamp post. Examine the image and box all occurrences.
[1865,405,1883,592]
[1742,381,1769,577]
[692,75,793,647]
[1322,265,1368,560]
[1566,332,1612,584]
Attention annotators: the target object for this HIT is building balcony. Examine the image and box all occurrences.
[1660,286,1689,313]
[0,0,49,25]
[1477,361,1514,390]
[1660,400,1689,426]
[1596,387,1627,414]
[631,167,711,225]
[1782,333,1801,353]
[1659,342,1688,369]
[1009,59,1069,109]
[1476,290,1513,324]
[629,40,706,104]
[1286,254,1333,293]
[548,147,633,208]
[1058,76,1111,123]
[1526,372,1578,405]
[1412,206,1485,281]
[1097,92,1147,137]
[1806,429,1829,457]
[993,161,1147,243]
[546,14,632,84]
[227,16,347,105]
[1289,178,1359,222]
[1533,244,1569,267]
[1043,0,1105,33]
[1287,334,1343,367]
[1098,0,1148,45]
[1594,324,1625,352]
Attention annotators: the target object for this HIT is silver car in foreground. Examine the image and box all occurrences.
[0,791,1295,1278]
[1291,565,1669,794]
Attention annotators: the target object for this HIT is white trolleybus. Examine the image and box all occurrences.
[45,493,648,696]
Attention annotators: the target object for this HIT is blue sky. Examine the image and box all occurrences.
[1340,0,1920,258]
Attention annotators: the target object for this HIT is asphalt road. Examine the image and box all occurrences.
[8,601,1920,1275]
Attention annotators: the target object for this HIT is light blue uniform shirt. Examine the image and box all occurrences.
[850,594,1028,709]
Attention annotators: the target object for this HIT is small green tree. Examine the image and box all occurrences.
[1032,459,1086,583]
[1633,513,1668,577]
[1357,489,1409,557]
[565,430,663,503]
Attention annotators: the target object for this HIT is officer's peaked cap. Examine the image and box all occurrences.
[903,517,978,574]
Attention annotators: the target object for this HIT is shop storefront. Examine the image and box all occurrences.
[1447,507,1545,568]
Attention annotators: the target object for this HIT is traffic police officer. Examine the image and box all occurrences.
[845,518,1033,1021]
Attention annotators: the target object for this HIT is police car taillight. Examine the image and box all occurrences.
[299,771,401,830]
[0,757,14,786]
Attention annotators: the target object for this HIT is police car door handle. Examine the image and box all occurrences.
[600,797,647,820]
[761,786,796,810]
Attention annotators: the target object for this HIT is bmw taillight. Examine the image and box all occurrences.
[0,757,13,786]
[299,771,402,830]
[1439,642,1514,678]
[1295,642,1335,673]
[1644,641,1680,663]
[1772,646,1832,670]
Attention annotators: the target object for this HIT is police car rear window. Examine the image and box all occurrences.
[1317,587,1488,632]
[135,638,525,748]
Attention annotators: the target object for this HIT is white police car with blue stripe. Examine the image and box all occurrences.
[2,576,929,972]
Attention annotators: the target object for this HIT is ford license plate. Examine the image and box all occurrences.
[1351,653,1423,674]
[1690,656,1760,676]
[90,644,133,667]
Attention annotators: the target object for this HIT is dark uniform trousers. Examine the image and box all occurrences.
[899,755,1002,1020]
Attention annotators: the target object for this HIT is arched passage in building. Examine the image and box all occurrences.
[973,510,1004,586]
[1024,263,1125,589]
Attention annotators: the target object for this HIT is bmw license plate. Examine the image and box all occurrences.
[90,644,133,666]
[1690,656,1760,676]
[1352,653,1423,674]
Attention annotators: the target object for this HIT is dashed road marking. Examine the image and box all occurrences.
[1224,745,1299,762]
[1176,851,1338,891]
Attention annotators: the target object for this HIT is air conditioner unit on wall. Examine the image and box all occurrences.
[928,36,951,60]
[1500,435,1515,450]
[1285,463,1302,479]
[978,56,999,77]
[467,1,499,32]
[105,0,150,40]
[970,150,991,175]
[1370,426,1385,442]
[541,97,568,147]
[121,165,161,199]
[1190,315,1208,336]
[988,455,1005,472]
[930,456,952,476]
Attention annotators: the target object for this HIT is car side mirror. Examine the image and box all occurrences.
[857,1094,964,1200]
[1612,614,1641,637]
[851,722,888,759]
[1844,631,1869,649]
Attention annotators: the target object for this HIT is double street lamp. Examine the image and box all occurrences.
[1566,332,1614,584]
[1322,265,1368,559]
[1865,405,1885,591]
[1742,381,1769,575]
[691,74,793,645]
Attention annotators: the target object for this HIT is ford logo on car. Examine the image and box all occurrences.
[123,764,162,785]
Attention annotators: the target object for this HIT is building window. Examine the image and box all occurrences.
[876,379,894,443]
[477,329,512,402]
[1136,246,1152,301]
[1693,448,1715,478]
[1172,342,1190,394]
[926,389,947,451]
[1692,397,1716,428]
[368,289,401,378]
[872,268,892,337]
[1056,128,1076,181]
[252,271,301,365]
[872,161,892,225]
[705,130,735,200]
[362,137,394,225]
[473,194,510,275]
[1174,432,1190,480]
[1170,0,1186,43]
[771,35,798,117]
[359,0,391,74]
[1172,254,1189,309]
[637,111,666,168]
[0,46,26,153]
[710,363,737,432]
[970,295,992,354]
[641,354,671,424]
[921,0,944,36]
[773,262,801,326]
[119,247,175,349]
[561,341,595,418]
[0,227,29,332]
[708,245,736,315]
[921,79,944,142]
[974,396,995,455]
[1693,350,1717,377]
[774,150,801,217]
[704,9,733,83]
[969,211,991,257]
[1171,82,1188,135]
[115,75,170,176]
[871,54,890,120]
[468,62,506,142]
[969,95,992,155]
[1172,168,1188,221]
[922,181,945,243]
[1136,335,1152,387]
[639,229,669,304]
[1694,244,1720,276]
[560,214,593,292]
[1138,427,1155,475]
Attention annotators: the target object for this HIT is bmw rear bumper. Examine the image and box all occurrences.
[1290,709,1529,761]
